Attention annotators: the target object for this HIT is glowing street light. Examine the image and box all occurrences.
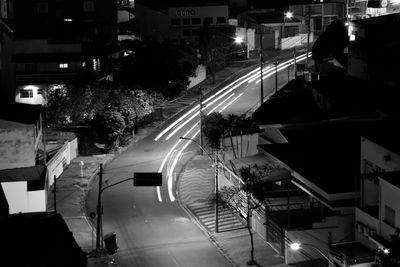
[234,35,243,44]
[285,11,293,19]
[289,242,335,266]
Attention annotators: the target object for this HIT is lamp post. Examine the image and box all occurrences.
[273,61,279,93]
[289,242,335,266]
[234,31,264,104]
[282,11,293,39]
[180,136,220,233]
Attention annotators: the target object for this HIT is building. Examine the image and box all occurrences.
[0,0,118,105]
[135,0,230,47]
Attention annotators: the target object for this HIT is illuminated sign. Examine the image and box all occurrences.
[176,9,196,17]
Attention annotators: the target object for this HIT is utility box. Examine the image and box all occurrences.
[104,232,118,255]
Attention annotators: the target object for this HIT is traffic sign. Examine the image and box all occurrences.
[134,172,162,186]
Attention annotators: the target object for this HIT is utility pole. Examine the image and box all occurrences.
[53,175,56,213]
[259,26,264,104]
[96,164,103,253]
[214,152,219,233]
[273,61,279,93]
[294,47,297,78]
[199,86,204,155]
[306,5,311,70]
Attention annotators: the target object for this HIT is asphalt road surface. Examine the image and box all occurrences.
[86,53,309,266]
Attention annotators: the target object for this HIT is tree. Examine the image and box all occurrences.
[202,112,228,150]
[115,40,197,99]
[219,164,280,266]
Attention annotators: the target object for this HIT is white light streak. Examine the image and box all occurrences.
[207,93,235,115]
[219,93,244,113]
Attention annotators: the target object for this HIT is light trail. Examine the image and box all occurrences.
[167,129,200,202]
[207,93,235,115]
[157,123,199,202]
[219,93,244,113]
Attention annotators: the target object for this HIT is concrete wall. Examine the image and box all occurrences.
[221,134,259,161]
[47,138,78,187]
[13,40,81,54]
[0,124,36,170]
[28,189,46,212]
[356,207,379,251]
[1,181,28,213]
[360,137,400,173]
[379,178,400,240]
[188,64,206,89]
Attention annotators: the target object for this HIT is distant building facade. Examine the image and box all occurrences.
[0,0,118,105]
[135,0,230,47]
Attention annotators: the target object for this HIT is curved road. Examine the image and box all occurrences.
[86,53,310,266]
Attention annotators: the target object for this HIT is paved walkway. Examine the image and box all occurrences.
[178,155,288,267]
[49,49,297,267]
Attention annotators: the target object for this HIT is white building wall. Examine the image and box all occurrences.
[1,181,28,213]
[15,85,46,105]
[361,137,400,173]
[27,190,46,212]
[188,64,206,88]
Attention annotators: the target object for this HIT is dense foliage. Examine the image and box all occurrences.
[116,40,197,99]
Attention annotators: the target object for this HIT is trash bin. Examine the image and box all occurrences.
[104,232,118,255]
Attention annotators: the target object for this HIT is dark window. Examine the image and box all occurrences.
[385,205,395,227]
[83,1,94,12]
[37,2,48,14]
[171,18,180,26]
[191,17,201,24]
[191,29,200,36]
[204,17,213,25]
[216,17,226,24]
[25,64,37,73]
[37,88,44,95]
[171,38,179,43]
[182,29,191,36]
[20,90,33,98]
[182,18,190,25]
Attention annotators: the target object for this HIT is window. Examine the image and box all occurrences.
[25,63,37,73]
[171,18,180,26]
[191,17,201,24]
[216,17,226,24]
[83,1,94,12]
[204,17,213,25]
[182,29,191,36]
[37,88,44,95]
[37,2,48,14]
[59,63,69,69]
[20,89,33,98]
[182,18,190,25]
[191,29,200,36]
[384,205,395,227]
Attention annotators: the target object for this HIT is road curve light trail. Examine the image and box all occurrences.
[207,93,235,115]
[154,104,199,141]
[157,122,199,202]
[154,66,262,142]
[219,93,244,114]
[167,129,200,202]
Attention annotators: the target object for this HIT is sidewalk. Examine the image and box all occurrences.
[49,48,297,267]
[178,155,291,267]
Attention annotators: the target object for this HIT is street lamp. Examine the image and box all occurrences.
[179,136,220,233]
[234,27,264,105]
[273,61,279,93]
[282,11,293,39]
[289,242,335,266]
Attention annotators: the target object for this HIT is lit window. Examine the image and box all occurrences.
[20,89,33,98]
[37,2,48,14]
[82,61,86,67]
[64,18,73,22]
[59,63,69,69]
[83,1,94,12]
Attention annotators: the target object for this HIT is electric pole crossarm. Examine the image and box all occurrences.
[101,178,134,193]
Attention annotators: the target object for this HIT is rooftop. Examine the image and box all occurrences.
[0,103,42,126]
[0,165,47,191]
